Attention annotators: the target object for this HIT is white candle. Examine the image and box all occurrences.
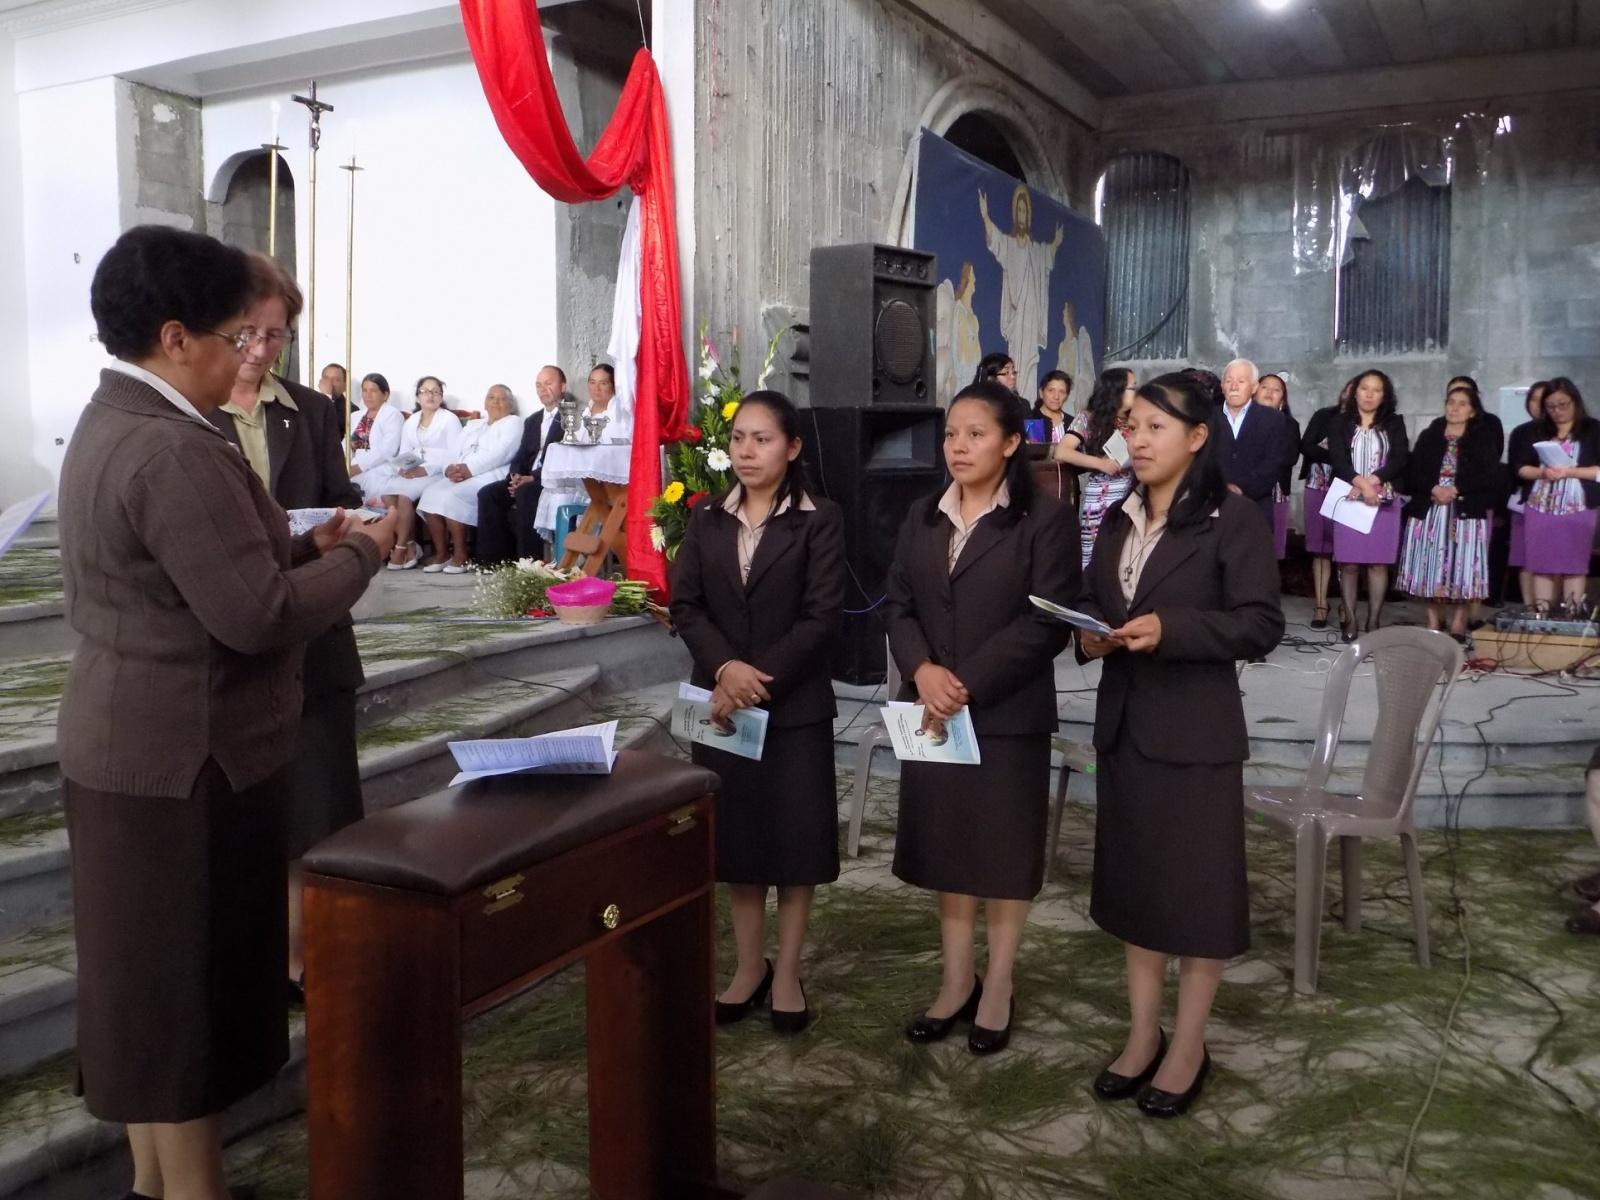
[270,100,280,146]
[348,119,359,164]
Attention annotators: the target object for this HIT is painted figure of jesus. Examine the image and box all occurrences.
[980,184,1063,399]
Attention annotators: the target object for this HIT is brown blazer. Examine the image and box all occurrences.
[1078,492,1284,765]
[209,375,366,697]
[886,491,1079,736]
[669,494,846,728]
[56,370,383,798]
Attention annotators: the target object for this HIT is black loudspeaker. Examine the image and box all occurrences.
[809,243,937,407]
[799,406,945,685]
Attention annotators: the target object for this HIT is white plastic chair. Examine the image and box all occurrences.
[1045,737,1097,882]
[1245,627,1464,995]
[845,638,901,857]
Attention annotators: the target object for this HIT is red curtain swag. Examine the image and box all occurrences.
[459,0,687,598]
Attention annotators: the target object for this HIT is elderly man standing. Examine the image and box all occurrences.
[1215,357,1296,533]
[476,364,566,565]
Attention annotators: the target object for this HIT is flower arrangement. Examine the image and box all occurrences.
[646,326,781,560]
[472,558,651,619]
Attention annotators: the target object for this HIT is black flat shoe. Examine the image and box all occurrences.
[967,997,1014,1055]
[1137,1048,1211,1119]
[904,976,982,1043]
[1093,1029,1168,1101]
[771,980,810,1035]
[287,974,306,1010]
[715,960,773,1025]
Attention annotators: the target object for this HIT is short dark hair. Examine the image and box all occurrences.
[90,225,253,360]
[1133,373,1228,531]
[245,253,304,323]
[541,364,567,385]
[925,380,1036,525]
[589,363,616,385]
[1033,369,1073,417]
[323,362,347,377]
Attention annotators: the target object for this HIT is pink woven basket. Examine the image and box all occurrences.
[546,578,616,625]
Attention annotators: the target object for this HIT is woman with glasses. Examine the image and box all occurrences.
[973,352,1028,420]
[1055,367,1138,567]
[350,373,404,481]
[58,226,395,1200]
[360,375,464,569]
[1514,378,1600,614]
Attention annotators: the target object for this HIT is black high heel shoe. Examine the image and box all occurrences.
[967,997,1014,1056]
[715,960,773,1025]
[1137,1047,1211,1118]
[1092,1029,1167,1101]
[1340,614,1359,644]
[904,976,981,1043]
[771,979,810,1035]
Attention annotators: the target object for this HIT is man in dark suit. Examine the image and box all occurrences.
[476,363,567,565]
[1215,357,1296,532]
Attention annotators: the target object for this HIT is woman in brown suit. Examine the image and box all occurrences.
[887,381,1079,1055]
[670,390,846,1034]
[58,226,396,1199]
[1078,373,1283,1118]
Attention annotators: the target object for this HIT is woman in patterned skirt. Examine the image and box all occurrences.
[1398,385,1498,642]
[1514,378,1600,614]
[1329,370,1410,642]
[1056,367,1137,567]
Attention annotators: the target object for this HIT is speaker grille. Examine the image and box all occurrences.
[874,299,925,384]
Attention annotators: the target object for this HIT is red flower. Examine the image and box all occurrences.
[687,491,709,509]
[682,425,704,444]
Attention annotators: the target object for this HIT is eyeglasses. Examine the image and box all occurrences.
[418,386,443,396]
[1546,397,1575,410]
[195,327,290,352]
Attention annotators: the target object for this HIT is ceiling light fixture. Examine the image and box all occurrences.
[1260,0,1293,11]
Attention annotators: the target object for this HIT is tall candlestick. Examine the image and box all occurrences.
[340,153,364,471]
[291,82,335,385]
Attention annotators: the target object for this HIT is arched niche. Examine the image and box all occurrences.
[209,150,301,380]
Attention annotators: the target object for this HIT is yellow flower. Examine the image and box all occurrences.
[721,400,740,421]
[662,480,685,504]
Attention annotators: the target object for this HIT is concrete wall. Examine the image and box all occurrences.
[1101,92,1600,427]
[115,80,205,232]
[693,0,1100,399]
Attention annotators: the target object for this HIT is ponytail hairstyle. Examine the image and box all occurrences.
[361,372,390,399]
[926,380,1036,526]
[1083,367,1134,456]
[1133,372,1227,531]
[1259,372,1292,417]
[723,389,813,517]
[973,352,1015,387]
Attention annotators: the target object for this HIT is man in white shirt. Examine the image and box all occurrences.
[1215,357,1294,530]
[475,364,567,564]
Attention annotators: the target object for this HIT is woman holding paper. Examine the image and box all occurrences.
[1514,378,1600,613]
[1397,385,1498,641]
[1076,373,1283,1117]
[359,375,463,569]
[887,381,1079,1055]
[1056,367,1138,567]
[668,390,845,1035]
[1328,370,1410,642]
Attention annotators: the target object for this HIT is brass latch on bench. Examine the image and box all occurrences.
[667,805,699,836]
[482,873,525,915]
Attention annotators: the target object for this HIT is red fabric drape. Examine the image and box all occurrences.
[459,0,687,598]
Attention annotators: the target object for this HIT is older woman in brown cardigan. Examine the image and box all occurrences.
[58,226,396,1200]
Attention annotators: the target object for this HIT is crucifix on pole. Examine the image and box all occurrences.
[291,81,335,382]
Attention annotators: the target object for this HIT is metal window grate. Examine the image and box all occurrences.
[1337,176,1452,355]
[1099,153,1191,361]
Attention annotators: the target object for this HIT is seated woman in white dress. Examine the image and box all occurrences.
[349,372,405,481]
[417,384,524,573]
[360,375,463,569]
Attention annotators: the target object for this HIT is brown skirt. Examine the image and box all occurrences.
[65,759,290,1124]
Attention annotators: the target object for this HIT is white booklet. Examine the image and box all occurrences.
[878,703,981,765]
[1028,594,1115,636]
[389,450,425,470]
[1101,428,1130,468]
[1318,478,1379,535]
[671,683,768,760]
[286,506,387,537]
[1533,440,1577,469]
[0,491,50,560]
[447,720,618,785]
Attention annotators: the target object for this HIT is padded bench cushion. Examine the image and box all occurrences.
[302,750,720,896]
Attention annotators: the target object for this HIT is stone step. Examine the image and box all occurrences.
[0,664,613,944]
[11,519,57,552]
[0,613,691,821]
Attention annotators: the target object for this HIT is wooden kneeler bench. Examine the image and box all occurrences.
[302,750,722,1200]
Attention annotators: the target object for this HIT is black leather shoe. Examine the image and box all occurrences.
[287,974,306,1010]
[1092,1029,1167,1101]
[1137,1048,1211,1118]
[715,960,773,1025]
[967,997,1014,1055]
[1570,871,1600,904]
[904,976,982,1043]
[771,980,810,1035]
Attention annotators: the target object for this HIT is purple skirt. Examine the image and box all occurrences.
[1272,498,1290,560]
[1507,510,1527,569]
[1303,486,1336,556]
[1333,501,1402,565]
[1524,507,1598,576]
